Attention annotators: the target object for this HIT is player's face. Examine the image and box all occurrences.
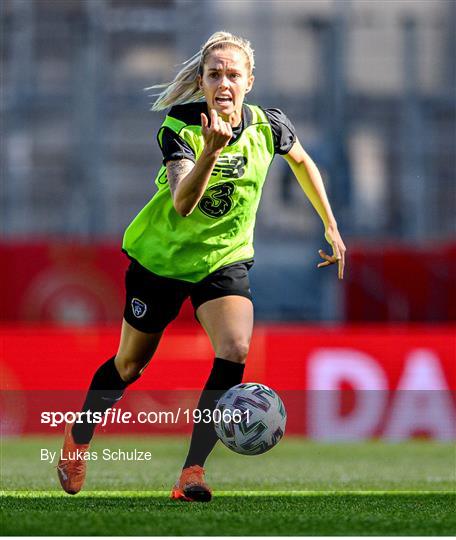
[198,47,254,125]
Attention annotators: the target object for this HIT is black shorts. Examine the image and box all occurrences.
[123,258,254,333]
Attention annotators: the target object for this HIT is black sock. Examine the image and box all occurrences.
[183,357,245,469]
[72,356,130,444]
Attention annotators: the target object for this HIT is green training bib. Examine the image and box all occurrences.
[122,103,275,282]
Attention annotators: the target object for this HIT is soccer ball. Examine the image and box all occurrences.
[213,383,287,455]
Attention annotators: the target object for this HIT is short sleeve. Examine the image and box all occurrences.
[263,108,297,155]
[158,127,196,165]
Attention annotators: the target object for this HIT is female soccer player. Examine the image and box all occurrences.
[58,31,346,501]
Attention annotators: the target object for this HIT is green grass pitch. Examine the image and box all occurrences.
[1,436,455,535]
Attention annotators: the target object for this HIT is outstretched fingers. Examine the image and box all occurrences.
[201,113,209,130]
[338,249,345,280]
[317,249,336,269]
[201,109,233,153]
[210,108,218,129]
[317,248,345,279]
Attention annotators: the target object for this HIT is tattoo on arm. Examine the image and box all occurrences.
[166,159,194,198]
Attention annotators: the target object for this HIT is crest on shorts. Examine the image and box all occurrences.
[131,298,147,318]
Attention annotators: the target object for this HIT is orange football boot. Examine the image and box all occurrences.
[170,465,212,502]
[57,422,90,495]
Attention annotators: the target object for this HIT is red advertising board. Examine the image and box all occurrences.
[1,241,455,324]
[1,324,454,440]
[344,242,456,322]
[0,241,195,324]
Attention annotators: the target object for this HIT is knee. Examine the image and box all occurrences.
[115,355,149,383]
[217,340,250,364]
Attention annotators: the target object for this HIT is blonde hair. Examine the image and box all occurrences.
[149,31,255,112]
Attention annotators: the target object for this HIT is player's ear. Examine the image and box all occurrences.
[197,74,203,91]
[245,75,255,94]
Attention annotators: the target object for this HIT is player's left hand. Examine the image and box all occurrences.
[317,225,346,280]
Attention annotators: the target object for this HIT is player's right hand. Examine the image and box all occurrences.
[201,109,233,154]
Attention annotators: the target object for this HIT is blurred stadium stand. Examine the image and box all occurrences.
[1,0,455,322]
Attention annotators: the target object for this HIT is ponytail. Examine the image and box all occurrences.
[148,31,255,112]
